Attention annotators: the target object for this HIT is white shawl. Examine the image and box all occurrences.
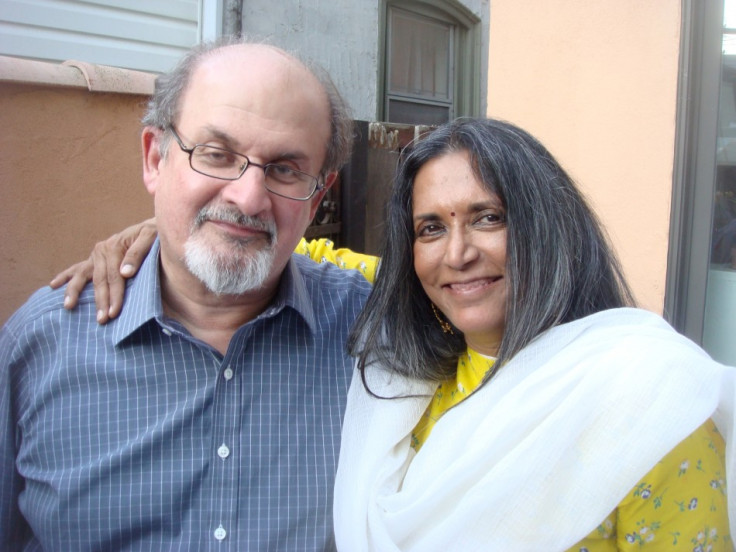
[334,308,736,551]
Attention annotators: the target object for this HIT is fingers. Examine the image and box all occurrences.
[119,220,157,279]
[91,235,130,324]
[49,260,90,290]
[47,218,158,323]
[90,244,114,324]
[49,260,94,310]
[94,218,157,323]
[104,243,131,322]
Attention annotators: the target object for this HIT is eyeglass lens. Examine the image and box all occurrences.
[190,145,317,199]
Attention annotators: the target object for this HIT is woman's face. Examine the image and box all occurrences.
[412,150,507,356]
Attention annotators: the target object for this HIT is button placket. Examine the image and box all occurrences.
[209,354,241,545]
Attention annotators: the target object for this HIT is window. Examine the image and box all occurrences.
[382,0,480,125]
[667,0,736,366]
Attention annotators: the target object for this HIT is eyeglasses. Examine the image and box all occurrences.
[167,125,324,201]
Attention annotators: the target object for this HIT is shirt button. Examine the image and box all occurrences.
[214,525,227,541]
[223,367,234,381]
[217,444,230,459]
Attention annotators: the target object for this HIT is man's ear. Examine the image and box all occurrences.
[309,171,338,220]
[142,127,164,195]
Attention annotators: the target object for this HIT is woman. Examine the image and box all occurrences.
[53,118,734,550]
[335,118,735,550]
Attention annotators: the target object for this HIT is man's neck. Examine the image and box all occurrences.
[159,264,280,356]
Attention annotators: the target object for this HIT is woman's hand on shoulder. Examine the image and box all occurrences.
[49,218,158,323]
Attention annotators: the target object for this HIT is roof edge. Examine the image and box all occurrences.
[0,56,156,95]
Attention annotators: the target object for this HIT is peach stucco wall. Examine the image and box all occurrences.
[487,1,681,313]
[0,61,154,324]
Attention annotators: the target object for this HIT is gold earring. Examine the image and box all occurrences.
[431,303,454,334]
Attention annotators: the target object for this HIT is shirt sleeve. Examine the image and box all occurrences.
[295,238,379,284]
[615,418,731,550]
[568,419,731,551]
[0,322,32,550]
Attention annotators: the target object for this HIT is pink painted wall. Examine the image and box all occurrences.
[0,60,154,324]
[487,1,681,312]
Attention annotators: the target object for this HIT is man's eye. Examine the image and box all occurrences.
[269,165,296,176]
[266,164,306,184]
[195,147,237,166]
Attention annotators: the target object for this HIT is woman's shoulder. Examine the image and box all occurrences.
[295,237,379,284]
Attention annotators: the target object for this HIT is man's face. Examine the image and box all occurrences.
[143,45,333,298]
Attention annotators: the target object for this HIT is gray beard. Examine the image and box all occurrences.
[184,205,278,295]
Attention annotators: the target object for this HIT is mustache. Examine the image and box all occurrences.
[192,205,277,244]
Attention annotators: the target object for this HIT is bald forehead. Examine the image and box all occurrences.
[176,43,332,173]
[208,44,303,70]
[204,44,322,97]
[186,44,330,123]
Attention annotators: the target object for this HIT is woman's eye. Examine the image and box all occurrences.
[475,211,506,226]
[416,223,444,238]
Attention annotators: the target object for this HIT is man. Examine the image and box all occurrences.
[0,39,372,550]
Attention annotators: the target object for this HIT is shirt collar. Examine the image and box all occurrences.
[111,239,165,345]
[272,254,318,334]
[111,240,318,345]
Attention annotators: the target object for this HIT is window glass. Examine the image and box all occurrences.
[388,10,451,101]
[385,5,454,124]
[387,98,450,125]
[703,0,736,366]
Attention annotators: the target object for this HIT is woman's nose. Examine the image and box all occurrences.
[444,228,479,269]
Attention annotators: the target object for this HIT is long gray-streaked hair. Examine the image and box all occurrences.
[347,118,635,385]
[141,36,354,176]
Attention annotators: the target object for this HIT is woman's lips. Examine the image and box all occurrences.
[445,276,502,293]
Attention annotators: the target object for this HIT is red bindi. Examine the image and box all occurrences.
[450,212,455,217]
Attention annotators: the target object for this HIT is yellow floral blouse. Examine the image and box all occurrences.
[412,348,731,551]
[299,238,731,550]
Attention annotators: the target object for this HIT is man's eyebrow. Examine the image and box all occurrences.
[200,126,239,148]
[201,125,309,163]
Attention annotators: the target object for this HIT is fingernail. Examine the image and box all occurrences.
[97,310,105,323]
[121,264,135,276]
[64,296,71,308]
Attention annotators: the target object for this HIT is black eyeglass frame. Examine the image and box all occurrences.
[166,125,325,201]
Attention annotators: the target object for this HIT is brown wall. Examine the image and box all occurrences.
[1,75,154,324]
[487,1,681,313]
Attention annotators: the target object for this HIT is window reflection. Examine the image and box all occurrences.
[714,44,736,268]
[703,0,736,366]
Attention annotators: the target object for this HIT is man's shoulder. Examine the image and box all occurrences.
[291,252,373,297]
[4,283,97,335]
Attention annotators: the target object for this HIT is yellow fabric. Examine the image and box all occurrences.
[296,237,378,283]
[411,348,495,451]
[411,348,732,550]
